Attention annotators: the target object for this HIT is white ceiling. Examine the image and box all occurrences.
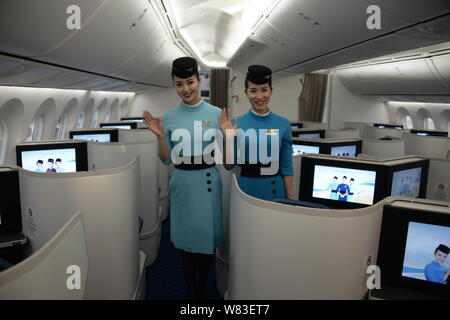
[167,0,276,67]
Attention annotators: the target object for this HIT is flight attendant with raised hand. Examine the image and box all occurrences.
[143,57,223,300]
[221,65,295,201]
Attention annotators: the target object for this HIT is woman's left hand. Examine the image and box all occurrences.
[218,108,237,139]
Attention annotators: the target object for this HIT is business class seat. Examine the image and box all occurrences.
[0,258,12,272]
[0,212,88,300]
[272,198,329,209]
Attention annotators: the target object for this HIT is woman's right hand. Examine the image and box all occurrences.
[143,110,164,138]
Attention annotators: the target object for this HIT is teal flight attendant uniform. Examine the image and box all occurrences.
[162,99,224,254]
[233,109,294,201]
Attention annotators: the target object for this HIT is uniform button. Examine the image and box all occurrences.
[208,188,212,192]
[207,180,211,184]
[271,180,276,185]
[272,190,276,194]
[206,173,211,177]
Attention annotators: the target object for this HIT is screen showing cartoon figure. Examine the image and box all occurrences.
[292,145,320,156]
[402,222,450,285]
[312,165,377,205]
[72,133,111,142]
[391,167,422,198]
[299,133,321,139]
[331,145,357,158]
[21,148,77,173]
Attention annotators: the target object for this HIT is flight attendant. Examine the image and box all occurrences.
[143,57,223,300]
[221,65,295,200]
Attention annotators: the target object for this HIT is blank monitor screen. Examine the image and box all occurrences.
[402,222,450,285]
[299,133,321,139]
[292,145,320,156]
[21,148,77,173]
[391,167,422,198]
[312,165,377,205]
[72,133,111,143]
[331,145,357,158]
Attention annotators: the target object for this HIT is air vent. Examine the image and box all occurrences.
[130,8,148,30]
[298,12,321,27]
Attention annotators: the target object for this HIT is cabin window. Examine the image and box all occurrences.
[26,115,45,141]
[0,120,8,164]
[55,113,68,140]
[423,117,435,130]
[104,109,111,122]
[91,108,100,128]
[76,111,85,129]
[402,115,413,129]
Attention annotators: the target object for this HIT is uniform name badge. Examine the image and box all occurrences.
[202,120,211,127]
[266,129,278,136]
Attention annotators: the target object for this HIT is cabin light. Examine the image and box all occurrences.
[167,0,280,68]
[178,29,227,68]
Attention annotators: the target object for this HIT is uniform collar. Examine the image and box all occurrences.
[250,108,271,117]
[180,99,204,112]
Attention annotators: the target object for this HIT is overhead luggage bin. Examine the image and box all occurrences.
[0,0,106,57]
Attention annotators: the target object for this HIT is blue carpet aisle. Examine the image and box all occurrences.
[145,216,224,300]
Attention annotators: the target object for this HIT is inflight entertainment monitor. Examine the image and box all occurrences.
[100,122,138,130]
[327,140,363,158]
[374,123,404,130]
[121,117,145,123]
[299,156,388,209]
[292,140,323,156]
[16,141,88,173]
[292,129,325,139]
[377,204,450,299]
[290,122,303,130]
[69,129,119,143]
[388,160,429,199]
[411,130,448,137]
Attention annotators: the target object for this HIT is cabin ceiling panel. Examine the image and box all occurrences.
[32,0,159,77]
[229,0,450,74]
[0,0,106,57]
[360,0,450,23]
[267,0,407,54]
[430,54,450,89]
[336,57,450,95]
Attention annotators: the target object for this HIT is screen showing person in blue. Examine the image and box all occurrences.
[22,148,77,173]
[331,145,357,157]
[391,167,422,198]
[292,145,320,156]
[73,133,111,142]
[312,165,376,205]
[102,125,131,130]
[402,222,450,284]
[299,133,321,139]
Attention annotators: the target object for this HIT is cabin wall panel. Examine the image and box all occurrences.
[328,74,389,129]
[0,86,135,165]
